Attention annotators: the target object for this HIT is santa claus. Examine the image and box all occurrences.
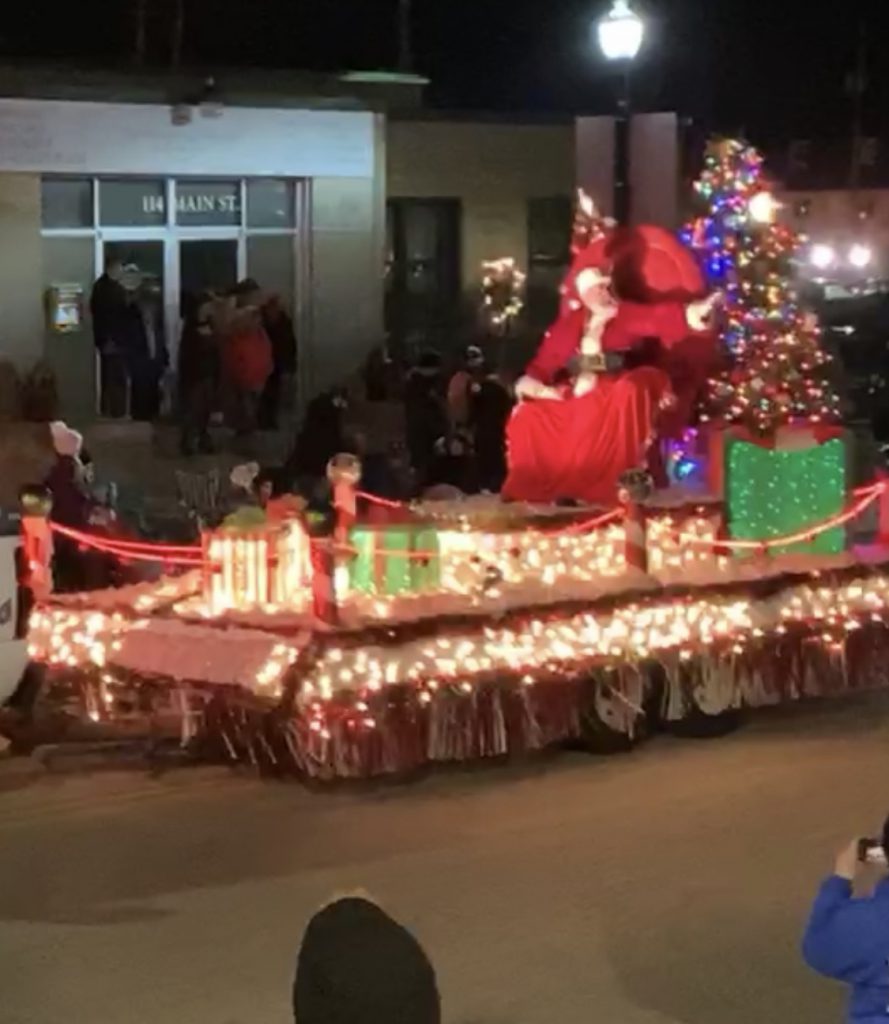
[502,194,720,505]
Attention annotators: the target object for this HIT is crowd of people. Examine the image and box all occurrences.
[90,258,297,454]
[283,344,514,510]
[89,253,516,505]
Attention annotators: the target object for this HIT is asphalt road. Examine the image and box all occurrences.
[2,694,887,1024]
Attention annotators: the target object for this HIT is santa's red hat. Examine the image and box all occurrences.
[561,224,707,313]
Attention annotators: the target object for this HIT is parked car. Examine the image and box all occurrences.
[0,508,29,705]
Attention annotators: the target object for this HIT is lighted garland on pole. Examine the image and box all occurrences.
[683,138,841,435]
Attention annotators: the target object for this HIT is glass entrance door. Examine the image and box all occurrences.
[179,239,240,315]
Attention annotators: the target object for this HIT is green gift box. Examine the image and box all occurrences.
[349,524,441,595]
[723,425,848,556]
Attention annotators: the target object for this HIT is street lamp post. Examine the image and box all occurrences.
[597,0,645,226]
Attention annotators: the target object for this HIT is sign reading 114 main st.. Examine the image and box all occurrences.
[143,193,239,216]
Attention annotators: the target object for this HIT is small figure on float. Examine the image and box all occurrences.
[226,462,306,528]
[502,192,721,505]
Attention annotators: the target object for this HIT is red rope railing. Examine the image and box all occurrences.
[50,522,205,567]
[44,477,889,568]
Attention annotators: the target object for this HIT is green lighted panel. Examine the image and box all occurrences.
[726,437,847,555]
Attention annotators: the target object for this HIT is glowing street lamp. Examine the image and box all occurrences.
[597,0,645,61]
[848,243,873,270]
[596,0,645,226]
[748,190,779,225]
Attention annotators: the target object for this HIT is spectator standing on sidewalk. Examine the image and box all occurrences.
[178,292,220,456]
[258,293,297,430]
[222,280,272,445]
[90,257,130,418]
[802,820,889,1024]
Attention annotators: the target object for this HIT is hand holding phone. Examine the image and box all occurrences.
[857,838,888,866]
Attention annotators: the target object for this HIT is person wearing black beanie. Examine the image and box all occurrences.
[293,896,441,1024]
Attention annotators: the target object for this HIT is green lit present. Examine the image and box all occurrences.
[725,428,847,556]
[349,524,441,596]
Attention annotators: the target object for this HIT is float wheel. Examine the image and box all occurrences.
[668,705,743,739]
[577,672,650,754]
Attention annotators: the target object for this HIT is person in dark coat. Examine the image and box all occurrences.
[285,388,351,483]
[259,294,297,430]
[90,257,130,418]
[44,422,113,591]
[293,895,441,1024]
[127,281,168,421]
[178,292,220,456]
[427,430,478,494]
[471,372,514,492]
[404,351,448,489]
[447,344,486,428]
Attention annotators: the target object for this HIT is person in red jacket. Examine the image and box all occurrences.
[222,279,273,442]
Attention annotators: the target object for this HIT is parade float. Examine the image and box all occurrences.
[14,140,889,782]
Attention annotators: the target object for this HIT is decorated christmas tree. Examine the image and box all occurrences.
[684,138,841,436]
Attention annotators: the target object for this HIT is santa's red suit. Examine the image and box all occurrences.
[502,224,717,505]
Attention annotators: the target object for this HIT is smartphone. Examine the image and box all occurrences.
[858,838,888,865]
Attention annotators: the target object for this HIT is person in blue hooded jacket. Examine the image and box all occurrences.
[802,818,889,1023]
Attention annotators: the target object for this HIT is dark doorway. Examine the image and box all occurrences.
[386,198,461,354]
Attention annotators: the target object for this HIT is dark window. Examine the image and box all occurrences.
[527,197,572,328]
[246,179,295,228]
[41,178,93,229]
[385,198,461,351]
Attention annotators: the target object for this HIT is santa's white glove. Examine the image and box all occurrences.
[574,372,598,398]
[686,292,722,332]
[515,375,562,401]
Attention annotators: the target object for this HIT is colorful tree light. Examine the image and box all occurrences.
[683,138,841,435]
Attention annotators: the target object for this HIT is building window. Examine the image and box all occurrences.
[41,177,93,229]
[527,197,572,328]
[99,178,166,227]
[246,179,295,228]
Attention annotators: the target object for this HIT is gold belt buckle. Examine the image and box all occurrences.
[580,352,606,373]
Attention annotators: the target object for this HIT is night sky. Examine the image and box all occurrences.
[1,0,887,145]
